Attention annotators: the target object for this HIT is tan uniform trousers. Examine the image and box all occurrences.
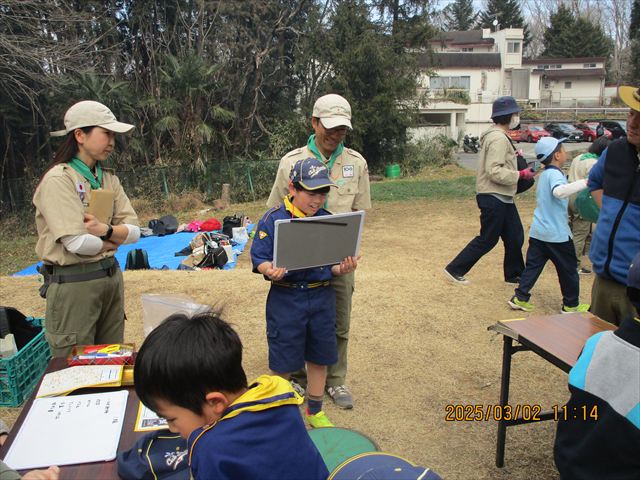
[45,260,125,358]
[570,212,592,269]
[591,275,636,327]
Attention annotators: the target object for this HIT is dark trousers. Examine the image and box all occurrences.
[447,194,524,281]
[515,237,579,307]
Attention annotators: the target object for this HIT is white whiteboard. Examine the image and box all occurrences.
[3,390,128,470]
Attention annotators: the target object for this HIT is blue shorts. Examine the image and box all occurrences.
[265,284,337,373]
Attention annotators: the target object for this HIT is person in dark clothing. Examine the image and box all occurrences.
[554,252,640,479]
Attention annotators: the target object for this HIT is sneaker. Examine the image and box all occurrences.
[326,385,354,409]
[561,303,590,314]
[578,267,592,275]
[443,267,470,285]
[508,296,534,312]
[290,380,306,397]
[306,410,334,428]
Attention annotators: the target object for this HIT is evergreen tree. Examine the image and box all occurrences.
[477,0,530,47]
[542,6,612,59]
[442,0,477,31]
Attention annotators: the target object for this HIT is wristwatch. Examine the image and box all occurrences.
[100,224,113,241]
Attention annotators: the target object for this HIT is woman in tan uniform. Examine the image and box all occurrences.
[33,101,140,357]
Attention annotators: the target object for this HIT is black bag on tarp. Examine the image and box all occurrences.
[222,214,242,239]
[0,307,42,351]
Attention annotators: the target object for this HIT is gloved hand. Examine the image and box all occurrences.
[519,168,535,181]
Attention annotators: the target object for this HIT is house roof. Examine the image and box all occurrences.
[430,30,494,46]
[541,68,606,78]
[418,52,501,68]
[522,56,606,65]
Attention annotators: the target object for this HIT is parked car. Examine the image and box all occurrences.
[520,125,551,143]
[544,123,584,142]
[574,122,612,142]
[506,128,523,142]
[600,120,627,139]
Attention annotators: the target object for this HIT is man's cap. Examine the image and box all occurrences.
[51,100,135,137]
[535,136,566,162]
[491,96,521,118]
[290,157,337,190]
[618,86,640,112]
[312,94,352,130]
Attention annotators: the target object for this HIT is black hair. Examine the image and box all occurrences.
[492,113,514,126]
[37,127,95,186]
[588,136,611,156]
[292,182,331,195]
[134,310,248,414]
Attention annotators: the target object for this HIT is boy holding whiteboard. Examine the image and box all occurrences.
[251,157,358,428]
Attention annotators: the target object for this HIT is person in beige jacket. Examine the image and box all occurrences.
[266,94,371,409]
[445,96,535,285]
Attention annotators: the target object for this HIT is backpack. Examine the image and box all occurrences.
[195,246,228,269]
[149,215,179,236]
[125,249,151,270]
[222,214,243,239]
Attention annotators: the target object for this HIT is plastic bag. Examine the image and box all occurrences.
[141,294,209,337]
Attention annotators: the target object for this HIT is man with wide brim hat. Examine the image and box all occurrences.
[266,94,371,410]
[587,85,640,325]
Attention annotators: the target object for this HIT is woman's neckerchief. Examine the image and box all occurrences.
[68,157,103,189]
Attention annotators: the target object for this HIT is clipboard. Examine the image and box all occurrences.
[273,211,365,271]
[86,189,115,223]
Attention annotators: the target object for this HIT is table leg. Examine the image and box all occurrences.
[496,335,513,468]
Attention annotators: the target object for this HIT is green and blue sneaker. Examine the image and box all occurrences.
[508,296,534,312]
[561,303,590,314]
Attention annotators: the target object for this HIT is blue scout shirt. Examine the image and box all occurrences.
[188,375,329,480]
[529,166,572,243]
[251,196,333,283]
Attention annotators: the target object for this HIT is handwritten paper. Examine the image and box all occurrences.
[36,365,123,397]
[4,390,128,470]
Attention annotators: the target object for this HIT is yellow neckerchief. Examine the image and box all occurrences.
[188,375,302,465]
[284,194,308,218]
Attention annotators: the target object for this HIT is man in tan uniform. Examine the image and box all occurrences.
[266,94,371,409]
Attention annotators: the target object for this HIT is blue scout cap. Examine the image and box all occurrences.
[535,136,566,163]
[290,157,337,190]
[117,430,190,480]
[491,96,520,118]
[330,452,443,480]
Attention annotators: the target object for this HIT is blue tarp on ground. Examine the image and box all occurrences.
[13,225,254,276]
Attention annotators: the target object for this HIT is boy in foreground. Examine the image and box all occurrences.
[554,252,640,478]
[251,157,358,428]
[508,137,590,313]
[134,311,329,480]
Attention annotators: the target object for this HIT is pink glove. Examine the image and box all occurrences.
[519,168,535,181]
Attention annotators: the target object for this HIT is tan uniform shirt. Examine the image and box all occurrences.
[33,164,138,265]
[267,146,372,213]
[475,126,520,197]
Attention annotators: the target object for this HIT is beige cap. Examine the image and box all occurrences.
[50,100,135,137]
[619,85,640,111]
[312,94,352,129]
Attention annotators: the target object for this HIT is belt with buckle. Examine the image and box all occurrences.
[271,280,331,289]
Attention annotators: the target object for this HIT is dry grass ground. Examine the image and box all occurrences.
[0,196,594,479]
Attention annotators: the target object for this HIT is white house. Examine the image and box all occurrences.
[412,28,607,139]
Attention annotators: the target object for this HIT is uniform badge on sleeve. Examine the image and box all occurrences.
[76,181,86,202]
[342,165,354,178]
[258,231,268,239]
